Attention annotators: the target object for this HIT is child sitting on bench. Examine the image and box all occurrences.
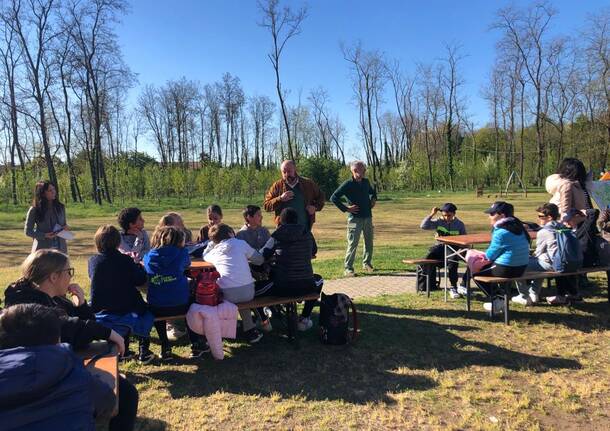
[143,226,207,360]
[0,303,117,430]
[202,223,266,344]
[419,203,467,298]
[474,201,530,313]
[258,207,324,332]
[89,224,154,363]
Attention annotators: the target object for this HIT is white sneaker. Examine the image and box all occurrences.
[166,322,186,341]
[449,288,460,299]
[511,294,532,306]
[457,285,468,296]
[483,298,505,315]
[343,269,355,277]
[529,292,539,304]
[297,317,313,331]
[546,295,568,305]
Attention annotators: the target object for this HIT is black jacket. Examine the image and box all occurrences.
[89,250,148,315]
[264,224,316,283]
[3,280,111,350]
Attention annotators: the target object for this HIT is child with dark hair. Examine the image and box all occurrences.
[0,303,117,431]
[513,203,565,306]
[236,205,271,249]
[474,201,531,313]
[419,203,467,298]
[258,207,324,331]
[202,223,266,343]
[197,204,223,242]
[117,207,150,262]
[143,226,207,360]
[89,224,155,363]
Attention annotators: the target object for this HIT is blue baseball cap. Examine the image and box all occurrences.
[440,203,457,213]
[484,201,514,217]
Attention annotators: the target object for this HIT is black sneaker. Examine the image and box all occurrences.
[189,341,211,358]
[138,349,155,365]
[121,349,136,361]
[160,348,173,362]
[245,328,263,344]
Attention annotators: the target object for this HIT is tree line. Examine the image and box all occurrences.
[0,0,608,207]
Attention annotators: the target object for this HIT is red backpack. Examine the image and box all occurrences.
[194,270,222,306]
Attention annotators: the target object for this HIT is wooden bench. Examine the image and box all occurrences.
[473,266,610,324]
[154,293,321,344]
[402,259,443,297]
[77,341,119,417]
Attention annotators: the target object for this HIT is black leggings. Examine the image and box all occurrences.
[420,243,461,289]
[109,376,139,431]
[473,263,527,297]
[149,304,200,347]
[256,275,323,318]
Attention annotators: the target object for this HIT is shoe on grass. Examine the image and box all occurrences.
[529,292,539,304]
[448,288,460,299]
[166,322,186,341]
[189,342,210,358]
[362,264,374,272]
[297,317,313,331]
[160,347,172,362]
[120,350,136,361]
[260,318,273,332]
[483,298,505,315]
[344,269,355,277]
[511,294,532,306]
[457,284,468,296]
[245,328,263,344]
[138,349,155,365]
[546,295,568,305]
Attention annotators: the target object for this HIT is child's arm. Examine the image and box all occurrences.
[485,230,505,262]
[259,237,277,259]
[420,209,439,230]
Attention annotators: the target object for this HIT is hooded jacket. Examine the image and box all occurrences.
[0,344,114,431]
[143,246,191,307]
[485,217,531,267]
[3,281,111,350]
[262,224,316,283]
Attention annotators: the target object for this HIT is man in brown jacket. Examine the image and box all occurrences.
[263,160,325,228]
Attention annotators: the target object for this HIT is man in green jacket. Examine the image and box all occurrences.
[331,161,377,277]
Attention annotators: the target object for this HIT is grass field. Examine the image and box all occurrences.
[1,191,609,430]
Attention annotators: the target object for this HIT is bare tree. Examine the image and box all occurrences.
[258,0,306,161]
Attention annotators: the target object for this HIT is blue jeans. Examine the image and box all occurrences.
[516,257,553,297]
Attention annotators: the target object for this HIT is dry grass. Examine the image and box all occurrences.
[1,191,610,430]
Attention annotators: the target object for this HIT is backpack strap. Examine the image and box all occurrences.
[347,298,359,343]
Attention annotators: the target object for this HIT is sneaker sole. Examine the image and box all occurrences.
[138,355,155,365]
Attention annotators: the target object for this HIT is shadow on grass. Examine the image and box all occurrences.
[134,417,167,431]
[130,301,581,405]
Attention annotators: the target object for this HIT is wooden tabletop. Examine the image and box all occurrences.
[436,231,537,247]
[77,341,119,417]
[189,259,216,270]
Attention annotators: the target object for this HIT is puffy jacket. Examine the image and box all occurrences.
[485,217,531,267]
[3,280,111,349]
[186,302,238,360]
[546,174,591,215]
[262,224,316,283]
[0,344,114,431]
[143,246,191,307]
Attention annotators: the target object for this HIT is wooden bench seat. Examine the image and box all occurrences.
[472,265,610,324]
[154,293,321,345]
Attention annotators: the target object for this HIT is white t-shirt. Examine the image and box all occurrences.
[202,238,259,289]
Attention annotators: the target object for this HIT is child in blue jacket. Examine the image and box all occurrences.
[143,226,206,360]
[474,201,531,313]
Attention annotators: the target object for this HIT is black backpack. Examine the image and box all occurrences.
[318,293,358,345]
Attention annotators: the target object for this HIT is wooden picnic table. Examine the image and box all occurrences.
[435,230,537,307]
[77,341,119,417]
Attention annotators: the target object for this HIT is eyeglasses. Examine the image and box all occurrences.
[61,267,75,277]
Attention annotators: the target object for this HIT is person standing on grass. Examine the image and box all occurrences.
[25,180,69,254]
[263,160,325,230]
[419,203,467,298]
[330,160,377,277]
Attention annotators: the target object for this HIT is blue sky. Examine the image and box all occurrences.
[116,0,608,158]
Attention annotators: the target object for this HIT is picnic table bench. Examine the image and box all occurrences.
[473,265,610,325]
[402,258,443,297]
[77,341,119,417]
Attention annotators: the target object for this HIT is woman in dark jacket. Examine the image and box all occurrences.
[3,249,139,431]
[24,180,69,254]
